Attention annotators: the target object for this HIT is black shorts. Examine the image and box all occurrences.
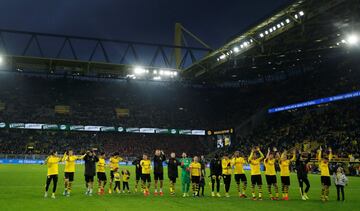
[266,175,277,185]
[321,176,331,186]
[85,175,94,183]
[281,176,290,186]
[234,174,247,183]
[110,170,115,180]
[136,172,141,181]
[169,176,177,184]
[97,172,107,181]
[192,176,200,183]
[47,174,58,181]
[251,175,262,185]
[154,172,164,181]
[141,174,151,183]
[64,172,74,182]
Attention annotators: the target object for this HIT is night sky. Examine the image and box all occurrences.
[0,0,291,49]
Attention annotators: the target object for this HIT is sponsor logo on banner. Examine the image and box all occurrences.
[84,126,102,131]
[70,125,85,131]
[9,123,25,129]
[60,125,67,130]
[0,122,6,128]
[118,127,124,132]
[179,130,192,135]
[191,130,206,135]
[156,128,169,134]
[100,127,116,132]
[25,123,43,129]
[212,129,233,135]
[170,129,177,134]
[42,124,59,130]
[140,128,156,134]
[126,128,140,133]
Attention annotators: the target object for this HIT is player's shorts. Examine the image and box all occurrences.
[85,175,94,183]
[234,174,247,183]
[154,172,164,180]
[321,176,331,186]
[47,174,58,182]
[110,170,115,180]
[141,174,151,183]
[191,176,200,183]
[64,172,74,182]
[136,172,141,181]
[266,175,277,185]
[97,172,107,181]
[281,176,290,186]
[251,175,262,185]
[169,176,177,184]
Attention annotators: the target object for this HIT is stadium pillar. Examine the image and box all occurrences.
[174,23,183,69]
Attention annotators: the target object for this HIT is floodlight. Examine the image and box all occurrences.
[259,33,264,38]
[285,19,290,24]
[0,55,3,65]
[233,47,240,52]
[134,67,146,75]
[347,34,359,45]
[299,11,304,16]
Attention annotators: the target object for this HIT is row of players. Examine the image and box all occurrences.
[44,147,348,202]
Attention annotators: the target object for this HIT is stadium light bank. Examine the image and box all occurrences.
[133,66,178,81]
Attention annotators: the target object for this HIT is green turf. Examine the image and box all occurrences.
[0,164,359,211]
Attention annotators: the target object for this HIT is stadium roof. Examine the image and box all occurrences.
[182,0,359,82]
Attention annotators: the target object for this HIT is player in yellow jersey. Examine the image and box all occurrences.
[317,147,333,202]
[140,154,152,196]
[44,151,62,199]
[108,152,123,194]
[189,156,201,197]
[248,147,264,200]
[222,154,232,197]
[62,149,84,196]
[276,149,296,200]
[97,152,107,195]
[231,151,247,198]
[264,148,279,200]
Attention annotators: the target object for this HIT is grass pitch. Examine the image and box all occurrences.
[0,164,359,211]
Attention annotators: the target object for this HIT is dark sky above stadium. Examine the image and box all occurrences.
[0,0,291,48]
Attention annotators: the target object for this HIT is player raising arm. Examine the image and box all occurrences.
[317,147,333,202]
[167,152,180,195]
[231,151,247,198]
[264,147,279,200]
[276,149,296,200]
[62,149,84,196]
[83,150,99,196]
[44,151,62,199]
[248,147,264,200]
[153,149,166,196]
[108,152,123,194]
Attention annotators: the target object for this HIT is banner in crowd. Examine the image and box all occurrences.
[268,90,360,113]
[0,122,208,136]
